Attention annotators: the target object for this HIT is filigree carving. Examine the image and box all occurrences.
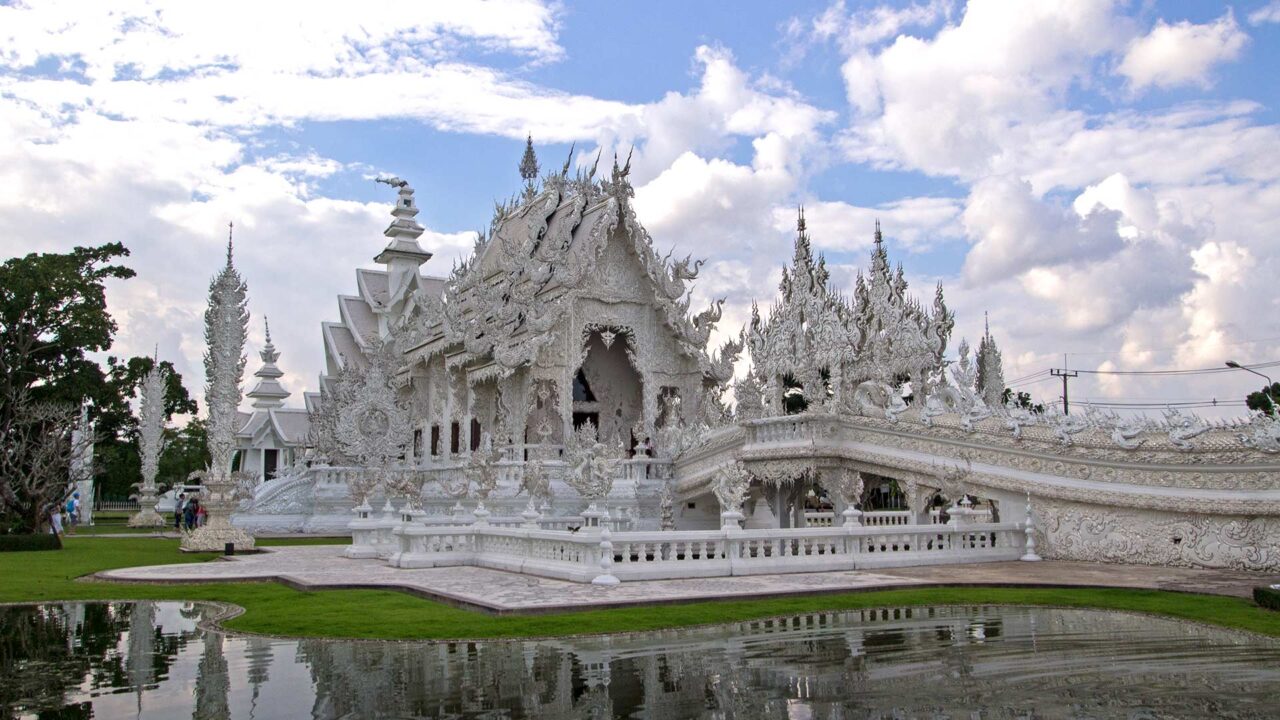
[712,459,751,514]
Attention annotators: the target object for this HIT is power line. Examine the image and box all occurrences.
[1074,360,1280,377]
[1007,359,1279,382]
[1063,399,1248,409]
[1060,334,1280,358]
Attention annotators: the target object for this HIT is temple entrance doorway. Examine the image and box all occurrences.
[574,328,643,451]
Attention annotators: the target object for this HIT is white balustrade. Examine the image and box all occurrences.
[374,520,1026,582]
[804,511,836,527]
[862,510,913,527]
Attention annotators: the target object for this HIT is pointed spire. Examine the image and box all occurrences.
[226,222,234,266]
[519,134,539,184]
[874,218,882,245]
[797,205,806,234]
[984,310,991,340]
[248,314,288,409]
[373,177,431,267]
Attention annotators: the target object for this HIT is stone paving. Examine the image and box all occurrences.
[95,546,1280,613]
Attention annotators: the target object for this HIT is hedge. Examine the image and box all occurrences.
[1255,585,1280,611]
[0,533,63,552]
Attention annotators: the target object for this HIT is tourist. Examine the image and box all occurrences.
[184,499,198,530]
[49,504,63,536]
[174,492,187,530]
[65,492,80,534]
[196,502,207,527]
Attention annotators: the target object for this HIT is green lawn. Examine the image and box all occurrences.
[2,537,1277,641]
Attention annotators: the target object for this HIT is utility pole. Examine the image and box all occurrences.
[1050,367,1078,414]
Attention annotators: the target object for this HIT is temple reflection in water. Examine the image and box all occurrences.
[3,601,1279,719]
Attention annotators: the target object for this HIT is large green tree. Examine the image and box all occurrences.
[0,243,135,532]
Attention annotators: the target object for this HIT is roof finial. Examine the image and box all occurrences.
[874,218,882,245]
[226,221,234,265]
[797,205,806,234]
[561,141,575,177]
[264,315,273,346]
[984,310,990,339]
[519,134,539,184]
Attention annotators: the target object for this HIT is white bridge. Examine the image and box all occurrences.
[238,403,1280,580]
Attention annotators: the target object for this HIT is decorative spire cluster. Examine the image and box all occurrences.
[247,316,290,409]
[182,221,256,550]
[747,219,954,409]
[519,134,540,188]
[976,311,1005,407]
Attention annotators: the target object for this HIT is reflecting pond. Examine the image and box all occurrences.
[2,601,1279,719]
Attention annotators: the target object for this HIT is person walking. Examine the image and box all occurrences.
[49,504,64,536]
[196,502,207,528]
[65,492,80,535]
[174,492,187,530]
[184,499,198,530]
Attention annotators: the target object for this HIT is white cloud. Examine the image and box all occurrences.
[961,175,1126,284]
[840,0,1129,178]
[1117,12,1249,91]
[769,196,962,252]
[1248,1,1280,26]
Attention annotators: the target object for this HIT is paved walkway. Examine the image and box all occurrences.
[95,546,1280,614]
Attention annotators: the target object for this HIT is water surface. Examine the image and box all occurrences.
[3,601,1278,719]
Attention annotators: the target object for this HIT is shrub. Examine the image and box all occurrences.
[0,533,63,552]
[1254,585,1280,611]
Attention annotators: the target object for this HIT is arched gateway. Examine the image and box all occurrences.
[235,147,1280,578]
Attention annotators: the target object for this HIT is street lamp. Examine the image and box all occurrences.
[1225,361,1273,386]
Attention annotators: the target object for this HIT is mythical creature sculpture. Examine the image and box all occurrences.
[517,456,551,501]
[1047,407,1090,446]
[1087,407,1149,450]
[1238,412,1280,453]
[563,421,624,500]
[711,460,752,516]
[464,433,502,501]
[1003,397,1038,440]
[1164,407,1211,451]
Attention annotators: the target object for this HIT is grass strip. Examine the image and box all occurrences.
[2,537,1277,641]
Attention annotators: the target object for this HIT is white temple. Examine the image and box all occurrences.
[232,143,1280,578]
[232,318,312,482]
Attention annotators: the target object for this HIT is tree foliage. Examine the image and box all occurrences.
[1001,387,1045,414]
[0,244,207,510]
[1246,383,1280,417]
[0,244,134,533]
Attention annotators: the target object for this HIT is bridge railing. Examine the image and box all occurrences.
[381,521,1027,582]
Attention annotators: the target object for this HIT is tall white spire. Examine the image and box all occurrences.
[373,177,432,266]
[247,316,290,409]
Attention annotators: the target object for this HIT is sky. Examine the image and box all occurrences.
[2,0,1279,417]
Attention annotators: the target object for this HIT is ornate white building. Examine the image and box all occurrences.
[231,318,312,482]
[234,145,1280,575]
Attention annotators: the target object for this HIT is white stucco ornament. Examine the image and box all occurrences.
[129,362,167,528]
[183,227,256,552]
